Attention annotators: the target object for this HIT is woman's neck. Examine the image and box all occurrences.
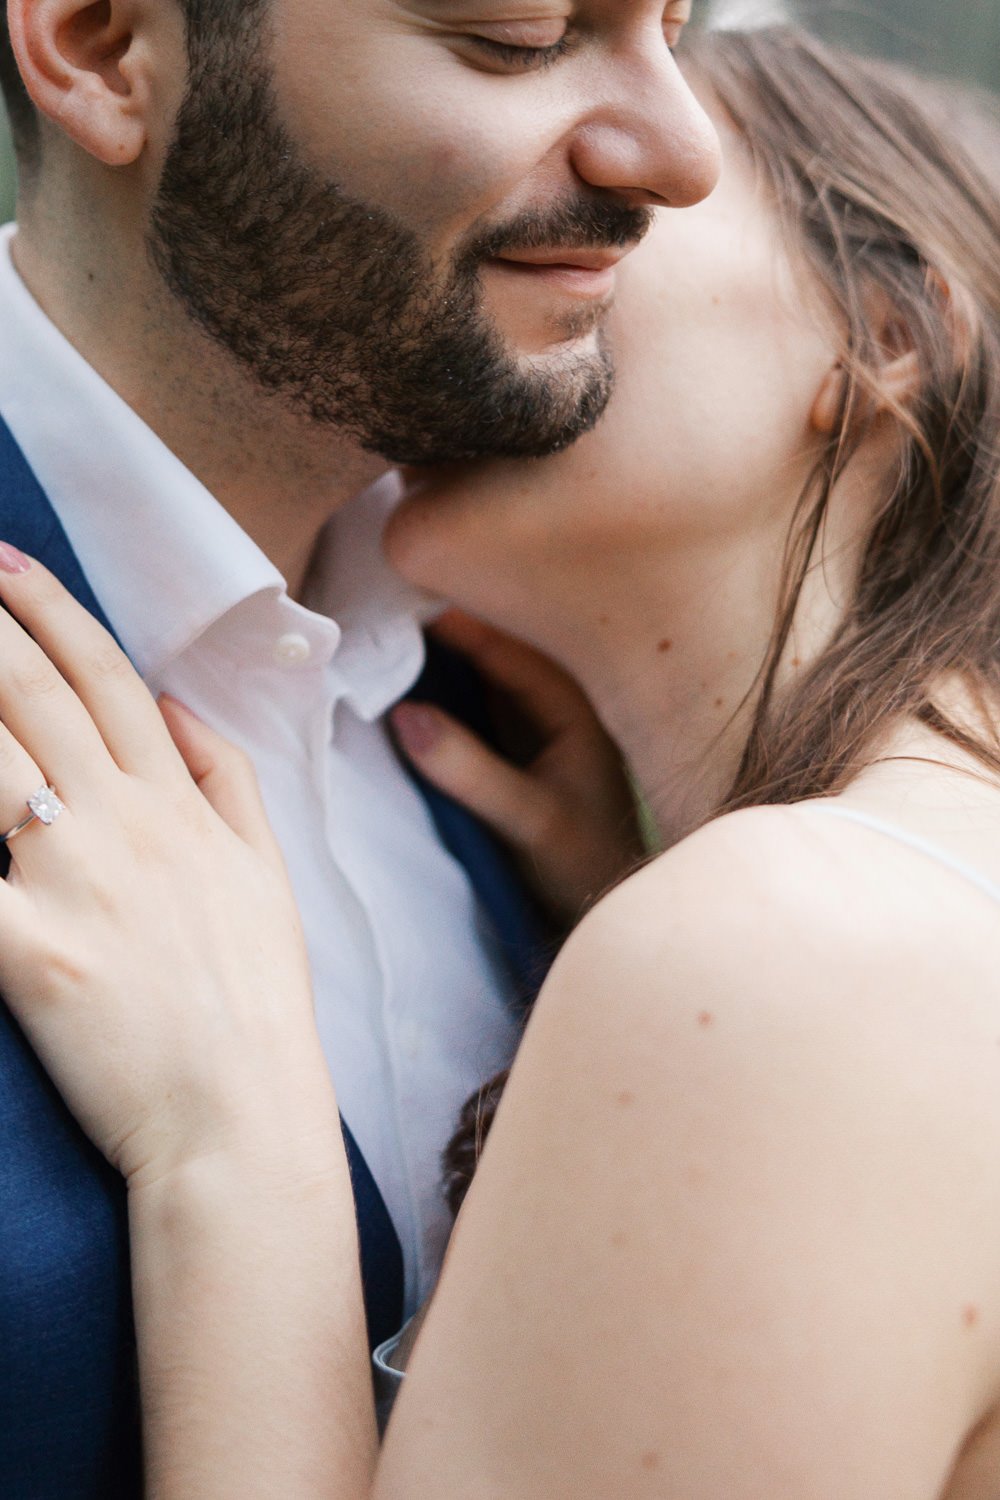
[498,531,789,845]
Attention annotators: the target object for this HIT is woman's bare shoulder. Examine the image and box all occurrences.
[526,798,1000,1178]
[381,803,1000,1497]
[558,797,997,1026]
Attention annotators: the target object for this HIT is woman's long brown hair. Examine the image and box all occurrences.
[694,26,1000,811]
[444,24,1000,1217]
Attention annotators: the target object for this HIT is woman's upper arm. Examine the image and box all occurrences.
[375,814,1000,1499]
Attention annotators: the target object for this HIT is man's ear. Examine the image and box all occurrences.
[7,0,157,166]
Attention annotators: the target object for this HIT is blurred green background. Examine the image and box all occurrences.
[1,0,998,222]
[700,0,1000,91]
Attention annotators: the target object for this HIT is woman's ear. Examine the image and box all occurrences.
[808,289,923,438]
[809,363,847,437]
[7,0,157,166]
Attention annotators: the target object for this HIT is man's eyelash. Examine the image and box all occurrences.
[469,35,575,70]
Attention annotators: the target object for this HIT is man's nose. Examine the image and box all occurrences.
[568,49,722,209]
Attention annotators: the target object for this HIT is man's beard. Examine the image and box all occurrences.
[147,34,653,464]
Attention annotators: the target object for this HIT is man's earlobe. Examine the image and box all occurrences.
[7,0,151,166]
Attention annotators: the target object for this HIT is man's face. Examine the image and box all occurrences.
[149,0,720,464]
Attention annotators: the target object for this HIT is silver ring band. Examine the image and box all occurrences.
[0,786,65,844]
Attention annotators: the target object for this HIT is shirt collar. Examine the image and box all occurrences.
[0,223,434,716]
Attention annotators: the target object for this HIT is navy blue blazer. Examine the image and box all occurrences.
[0,414,550,1499]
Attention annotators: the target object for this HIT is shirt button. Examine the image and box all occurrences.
[273,632,312,666]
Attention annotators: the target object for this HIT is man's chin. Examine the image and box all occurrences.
[495,302,610,365]
[355,313,616,466]
[515,326,606,380]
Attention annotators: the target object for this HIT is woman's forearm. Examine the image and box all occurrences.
[129,1112,376,1500]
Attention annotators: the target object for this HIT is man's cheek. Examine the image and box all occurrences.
[364,128,540,247]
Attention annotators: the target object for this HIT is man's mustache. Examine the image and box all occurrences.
[462,197,655,265]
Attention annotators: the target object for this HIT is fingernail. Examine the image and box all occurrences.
[0,542,31,574]
[392,703,442,756]
[158,693,203,721]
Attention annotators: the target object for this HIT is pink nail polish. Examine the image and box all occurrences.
[392,703,441,756]
[0,542,31,575]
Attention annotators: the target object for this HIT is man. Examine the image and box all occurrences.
[0,1,719,1493]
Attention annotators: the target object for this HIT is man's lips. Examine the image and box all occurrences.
[485,245,636,298]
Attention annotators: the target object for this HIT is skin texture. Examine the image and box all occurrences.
[5,0,720,589]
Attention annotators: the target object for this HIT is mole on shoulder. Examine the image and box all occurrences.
[698,1011,715,1029]
[641,1451,661,1471]
[962,1304,981,1330]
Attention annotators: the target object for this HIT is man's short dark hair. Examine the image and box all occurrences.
[0,2,255,169]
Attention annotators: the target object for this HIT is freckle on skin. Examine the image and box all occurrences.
[657,638,673,654]
[791,656,802,668]
[714,698,724,709]
[698,1011,715,1028]
[963,1304,980,1329]
[641,1452,661,1471]
[598,614,610,626]
[616,1090,635,1107]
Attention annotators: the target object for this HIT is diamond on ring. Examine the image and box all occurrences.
[0,785,66,844]
[27,787,65,826]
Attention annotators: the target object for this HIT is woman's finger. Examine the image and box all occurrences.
[391,701,557,852]
[0,618,117,808]
[158,697,286,871]
[429,610,593,738]
[0,714,74,876]
[0,547,189,785]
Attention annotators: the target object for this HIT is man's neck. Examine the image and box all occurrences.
[11,224,390,597]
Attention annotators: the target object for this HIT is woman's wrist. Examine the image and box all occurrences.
[121,1041,344,1194]
[126,1079,346,1196]
[127,1097,376,1500]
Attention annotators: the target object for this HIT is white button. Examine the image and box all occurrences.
[273,632,312,666]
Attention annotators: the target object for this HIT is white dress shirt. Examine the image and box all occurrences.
[0,222,521,1310]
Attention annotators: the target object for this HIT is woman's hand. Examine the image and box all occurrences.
[391,611,646,922]
[0,544,334,1191]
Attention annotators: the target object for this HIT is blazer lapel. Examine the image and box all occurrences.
[0,416,116,629]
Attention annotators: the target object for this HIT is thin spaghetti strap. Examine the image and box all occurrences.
[804,803,1000,908]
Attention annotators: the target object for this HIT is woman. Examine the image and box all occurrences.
[0,24,998,1498]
